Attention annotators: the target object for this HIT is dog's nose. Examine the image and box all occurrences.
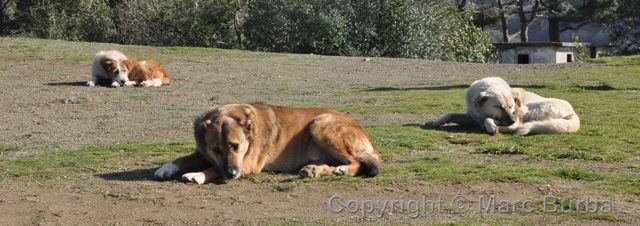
[503,117,515,126]
[225,168,238,179]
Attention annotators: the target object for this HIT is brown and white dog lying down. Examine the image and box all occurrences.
[154,103,381,184]
[87,50,170,87]
[431,77,580,135]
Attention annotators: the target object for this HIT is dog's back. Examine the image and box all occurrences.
[513,88,580,134]
[128,60,170,85]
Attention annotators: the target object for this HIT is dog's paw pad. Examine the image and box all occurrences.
[154,163,179,180]
[182,172,206,185]
[299,165,319,178]
[141,80,153,87]
[333,166,349,176]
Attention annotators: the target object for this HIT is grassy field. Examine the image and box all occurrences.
[0,37,639,225]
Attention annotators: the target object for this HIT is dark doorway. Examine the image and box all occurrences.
[517,54,530,64]
[567,54,573,63]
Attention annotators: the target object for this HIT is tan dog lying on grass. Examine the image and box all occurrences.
[155,102,381,184]
[431,77,580,135]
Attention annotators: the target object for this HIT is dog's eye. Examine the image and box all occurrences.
[229,143,239,150]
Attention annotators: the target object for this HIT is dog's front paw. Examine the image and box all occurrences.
[124,81,137,86]
[516,127,531,136]
[430,119,444,128]
[110,81,121,88]
[87,81,95,87]
[182,172,206,185]
[154,163,179,180]
[484,120,498,135]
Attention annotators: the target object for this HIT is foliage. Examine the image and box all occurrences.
[110,0,241,48]
[608,0,640,54]
[8,0,115,42]
[571,34,588,61]
[244,0,494,62]
[0,0,494,62]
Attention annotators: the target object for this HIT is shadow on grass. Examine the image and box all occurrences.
[46,81,88,87]
[572,84,640,91]
[367,84,639,92]
[366,84,552,92]
[366,84,468,92]
[418,123,487,135]
[95,168,230,184]
[95,168,157,182]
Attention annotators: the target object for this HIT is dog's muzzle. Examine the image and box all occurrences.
[225,167,239,179]
[499,116,516,126]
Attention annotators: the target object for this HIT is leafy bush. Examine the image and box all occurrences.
[243,0,495,62]
[3,0,495,62]
[9,0,115,42]
[111,0,240,48]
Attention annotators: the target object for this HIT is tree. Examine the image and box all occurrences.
[540,0,618,42]
[0,0,11,35]
[609,0,640,54]
[515,0,541,42]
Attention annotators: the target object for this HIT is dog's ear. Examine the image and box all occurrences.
[242,106,255,136]
[122,59,134,71]
[475,92,489,107]
[101,59,116,72]
[510,88,523,108]
[193,115,210,152]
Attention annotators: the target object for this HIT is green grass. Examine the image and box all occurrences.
[0,141,193,181]
[476,144,525,155]
[587,55,640,65]
[553,168,604,181]
[0,145,17,153]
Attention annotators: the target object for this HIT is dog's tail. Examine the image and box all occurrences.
[161,76,170,85]
[356,152,381,177]
[520,114,580,135]
[160,70,171,85]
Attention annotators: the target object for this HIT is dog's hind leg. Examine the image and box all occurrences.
[299,164,335,178]
[309,114,380,177]
[431,113,477,127]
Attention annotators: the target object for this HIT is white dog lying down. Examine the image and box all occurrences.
[431,77,580,135]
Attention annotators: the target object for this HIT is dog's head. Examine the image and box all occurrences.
[194,104,255,180]
[475,91,522,126]
[100,58,134,83]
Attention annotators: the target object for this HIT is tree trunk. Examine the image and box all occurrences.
[457,0,468,12]
[548,16,560,42]
[0,8,4,35]
[0,0,8,35]
[498,0,509,42]
[517,0,528,42]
